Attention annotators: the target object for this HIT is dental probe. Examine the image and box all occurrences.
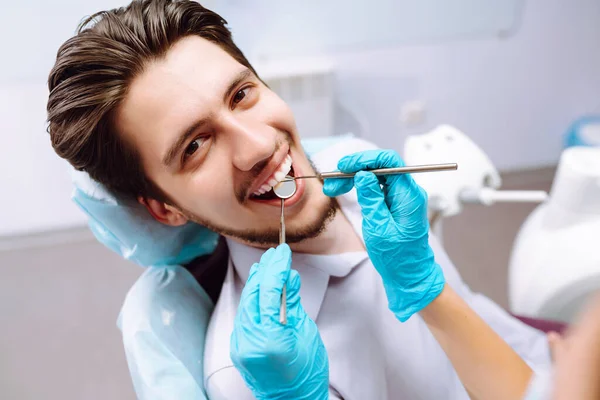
[283,163,458,181]
[272,177,297,325]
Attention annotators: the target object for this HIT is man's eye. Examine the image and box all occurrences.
[232,87,249,105]
[184,137,205,158]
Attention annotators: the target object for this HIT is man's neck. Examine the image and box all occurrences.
[289,209,365,255]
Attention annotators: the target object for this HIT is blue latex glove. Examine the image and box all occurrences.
[230,244,329,400]
[323,149,445,322]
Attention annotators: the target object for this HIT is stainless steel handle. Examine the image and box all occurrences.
[288,163,458,180]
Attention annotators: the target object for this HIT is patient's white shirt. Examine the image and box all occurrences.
[203,139,551,399]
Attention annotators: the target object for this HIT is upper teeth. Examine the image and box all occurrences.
[253,154,292,196]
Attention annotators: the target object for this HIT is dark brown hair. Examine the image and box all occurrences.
[47,0,257,201]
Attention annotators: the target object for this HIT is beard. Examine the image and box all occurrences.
[180,195,339,248]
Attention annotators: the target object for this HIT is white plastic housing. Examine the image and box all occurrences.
[404,125,501,217]
[509,147,600,322]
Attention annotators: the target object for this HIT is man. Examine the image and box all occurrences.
[47,1,551,398]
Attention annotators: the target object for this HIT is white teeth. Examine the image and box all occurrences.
[273,156,292,182]
[273,171,286,183]
[252,153,294,198]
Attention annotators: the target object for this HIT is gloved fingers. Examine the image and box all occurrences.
[287,269,302,295]
[259,244,292,325]
[285,269,304,325]
[386,180,428,224]
[240,259,266,300]
[236,247,274,325]
[236,262,264,325]
[322,177,354,197]
[354,171,395,231]
[338,149,414,194]
[230,262,265,371]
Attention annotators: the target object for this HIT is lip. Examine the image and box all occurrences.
[248,154,306,208]
[246,144,291,199]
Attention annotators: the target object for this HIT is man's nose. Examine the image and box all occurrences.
[225,118,275,172]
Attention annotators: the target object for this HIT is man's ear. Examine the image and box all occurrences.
[138,197,188,226]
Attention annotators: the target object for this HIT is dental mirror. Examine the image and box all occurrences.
[273,176,297,199]
[273,175,296,325]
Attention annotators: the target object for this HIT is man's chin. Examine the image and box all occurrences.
[182,197,339,249]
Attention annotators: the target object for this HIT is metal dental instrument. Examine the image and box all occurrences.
[283,163,458,181]
[272,177,297,325]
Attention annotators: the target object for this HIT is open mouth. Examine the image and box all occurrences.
[249,154,295,201]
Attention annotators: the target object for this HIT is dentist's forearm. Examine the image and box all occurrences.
[419,284,532,400]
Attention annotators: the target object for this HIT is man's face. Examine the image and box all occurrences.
[115,36,336,247]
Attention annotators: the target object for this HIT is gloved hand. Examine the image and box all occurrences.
[323,149,445,322]
[230,244,329,400]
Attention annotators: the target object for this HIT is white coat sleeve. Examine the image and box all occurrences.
[117,265,214,399]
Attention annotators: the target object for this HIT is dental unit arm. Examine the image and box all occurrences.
[403,125,549,242]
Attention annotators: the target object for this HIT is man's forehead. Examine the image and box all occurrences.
[145,36,245,94]
[164,36,242,77]
[117,36,247,146]
[120,36,247,120]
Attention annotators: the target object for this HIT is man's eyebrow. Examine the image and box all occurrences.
[223,68,253,103]
[162,117,209,167]
[162,68,254,167]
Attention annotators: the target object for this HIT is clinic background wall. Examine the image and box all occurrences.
[229,0,600,173]
[0,0,598,399]
[1,0,599,237]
